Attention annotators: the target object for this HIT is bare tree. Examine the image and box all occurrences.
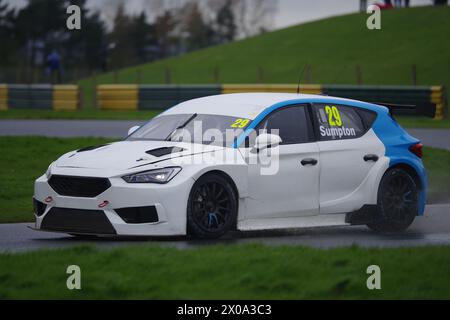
[232,0,278,38]
[142,0,187,22]
[201,0,279,39]
[98,0,124,30]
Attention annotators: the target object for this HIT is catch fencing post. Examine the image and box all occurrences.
[213,66,220,84]
[92,71,97,109]
[165,67,171,84]
[305,65,312,84]
[411,64,417,86]
[136,68,142,84]
[257,67,265,83]
[356,65,362,85]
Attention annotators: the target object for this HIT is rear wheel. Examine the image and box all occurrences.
[367,168,418,233]
[187,173,238,239]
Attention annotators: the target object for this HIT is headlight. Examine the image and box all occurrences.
[46,162,54,179]
[122,167,182,184]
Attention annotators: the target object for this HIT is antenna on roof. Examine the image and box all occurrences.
[296,66,306,95]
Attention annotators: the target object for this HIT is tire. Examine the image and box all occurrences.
[187,173,238,239]
[367,168,419,233]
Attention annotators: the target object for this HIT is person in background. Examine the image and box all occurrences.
[46,49,62,83]
[360,0,368,12]
[394,0,401,7]
[404,0,410,7]
[375,0,394,9]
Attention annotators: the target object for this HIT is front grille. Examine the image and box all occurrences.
[115,206,159,224]
[41,207,116,235]
[48,175,111,198]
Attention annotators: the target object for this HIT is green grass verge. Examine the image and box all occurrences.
[1,244,450,299]
[0,136,449,223]
[0,137,112,223]
[77,6,450,108]
[397,116,450,129]
[422,147,450,204]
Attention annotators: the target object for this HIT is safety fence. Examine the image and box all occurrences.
[0,84,79,111]
[98,84,447,119]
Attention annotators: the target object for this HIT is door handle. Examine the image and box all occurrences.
[364,154,379,162]
[301,158,318,166]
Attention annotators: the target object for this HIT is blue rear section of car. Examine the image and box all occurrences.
[234,97,427,215]
[370,109,427,215]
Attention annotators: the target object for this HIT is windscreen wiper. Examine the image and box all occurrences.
[165,113,198,141]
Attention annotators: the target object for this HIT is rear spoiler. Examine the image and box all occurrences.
[373,102,436,118]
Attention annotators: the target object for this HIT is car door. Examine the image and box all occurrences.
[240,105,320,219]
[312,103,382,214]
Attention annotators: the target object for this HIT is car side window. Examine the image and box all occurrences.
[356,108,377,130]
[314,104,366,141]
[254,105,311,145]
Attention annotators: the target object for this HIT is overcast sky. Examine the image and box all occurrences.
[7,0,436,29]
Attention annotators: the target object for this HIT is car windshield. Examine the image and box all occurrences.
[127,114,252,147]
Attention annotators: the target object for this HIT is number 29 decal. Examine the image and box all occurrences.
[325,106,342,127]
[231,118,250,128]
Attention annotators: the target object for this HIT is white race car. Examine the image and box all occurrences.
[34,93,427,238]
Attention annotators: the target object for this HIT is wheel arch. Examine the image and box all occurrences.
[383,162,426,216]
[194,170,240,201]
[187,169,240,235]
[388,163,423,192]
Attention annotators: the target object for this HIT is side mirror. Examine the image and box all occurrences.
[128,125,140,136]
[254,133,282,151]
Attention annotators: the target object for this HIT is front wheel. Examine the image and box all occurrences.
[187,173,238,239]
[367,168,419,233]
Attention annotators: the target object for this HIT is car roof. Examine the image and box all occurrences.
[162,93,388,120]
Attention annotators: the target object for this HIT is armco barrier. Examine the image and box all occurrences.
[0,84,79,111]
[97,84,447,120]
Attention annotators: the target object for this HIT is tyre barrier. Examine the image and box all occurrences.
[0,84,7,110]
[0,84,79,111]
[97,84,447,119]
[98,84,221,111]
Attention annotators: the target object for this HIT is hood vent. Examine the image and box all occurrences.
[77,144,108,153]
[146,146,185,157]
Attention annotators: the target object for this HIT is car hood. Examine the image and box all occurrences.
[55,140,225,170]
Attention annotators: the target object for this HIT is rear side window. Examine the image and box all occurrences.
[314,104,366,141]
[356,108,377,130]
[256,105,312,145]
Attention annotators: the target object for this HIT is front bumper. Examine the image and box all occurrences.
[34,171,194,236]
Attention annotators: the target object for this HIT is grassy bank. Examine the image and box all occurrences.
[1,244,450,299]
[77,6,450,106]
[1,7,448,125]
[0,136,449,223]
